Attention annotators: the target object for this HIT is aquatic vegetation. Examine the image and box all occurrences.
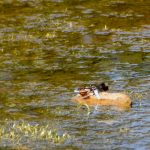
[124,90,145,103]
[77,103,91,116]
[0,120,70,147]
[119,127,130,133]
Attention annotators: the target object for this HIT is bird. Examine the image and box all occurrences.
[72,83,132,109]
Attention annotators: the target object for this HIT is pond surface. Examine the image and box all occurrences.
[0,0,150,149]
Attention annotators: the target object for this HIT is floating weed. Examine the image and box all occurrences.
[129,91,143,100]
[76,104,91,116]
[45,32,57,38]
[104,24,108,30]
[0,120,70,147]
[119,127,130,133]
[84,104,91,114]
[123,90,146,106]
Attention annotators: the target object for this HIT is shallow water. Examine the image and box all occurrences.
[0,0,150,149]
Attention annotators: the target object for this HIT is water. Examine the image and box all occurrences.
[0,0,150,149]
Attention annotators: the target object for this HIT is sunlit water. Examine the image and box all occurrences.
[0,0,150,149]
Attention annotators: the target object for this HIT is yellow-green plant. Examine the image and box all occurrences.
[0,120,70,146]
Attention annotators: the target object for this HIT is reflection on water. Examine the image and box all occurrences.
[0,0,150,149]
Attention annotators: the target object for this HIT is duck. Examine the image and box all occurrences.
[72,83,132,109]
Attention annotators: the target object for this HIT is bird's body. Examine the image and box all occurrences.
[72,83,132,109]
[73,92,131,109]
